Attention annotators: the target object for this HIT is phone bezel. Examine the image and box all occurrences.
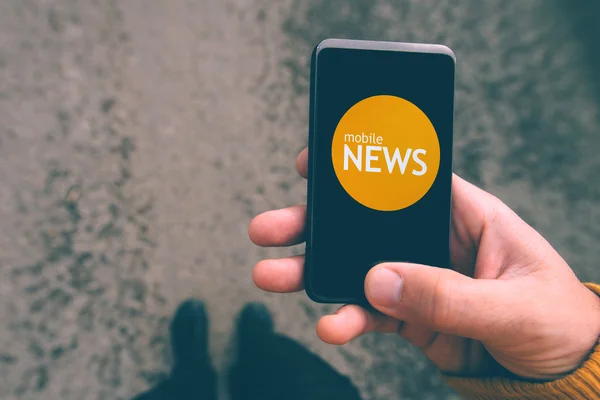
[304,39,456,304]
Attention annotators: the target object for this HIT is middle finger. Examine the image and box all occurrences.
[249,205,306,247]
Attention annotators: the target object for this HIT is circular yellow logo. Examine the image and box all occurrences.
[331,95,440,211]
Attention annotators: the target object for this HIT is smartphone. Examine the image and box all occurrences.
[304,39,455,304]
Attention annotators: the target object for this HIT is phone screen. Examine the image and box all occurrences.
[306,42,455,303]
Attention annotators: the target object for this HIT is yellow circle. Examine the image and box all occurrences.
[331,95,440,211]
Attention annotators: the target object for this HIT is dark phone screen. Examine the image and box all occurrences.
[307,46,455,303]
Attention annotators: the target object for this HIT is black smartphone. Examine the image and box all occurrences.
[304,39,455,304]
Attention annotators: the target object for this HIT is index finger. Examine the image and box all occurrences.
[296,148,308,179]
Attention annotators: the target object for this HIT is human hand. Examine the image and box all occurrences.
[249,148,600,380]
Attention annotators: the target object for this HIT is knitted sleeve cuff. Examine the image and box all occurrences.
[441,283,600,400]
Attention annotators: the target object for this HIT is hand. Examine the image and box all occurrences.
[249,148,600,380]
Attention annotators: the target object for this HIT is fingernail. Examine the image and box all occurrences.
[366,268,403,308]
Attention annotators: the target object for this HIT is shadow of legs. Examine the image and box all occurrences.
[228,303,363,400]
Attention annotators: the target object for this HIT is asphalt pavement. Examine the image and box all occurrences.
[1,1,599,399]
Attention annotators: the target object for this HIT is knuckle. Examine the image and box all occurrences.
[486,196,523,229]
[484,197,508,227]
[428,273,460,332]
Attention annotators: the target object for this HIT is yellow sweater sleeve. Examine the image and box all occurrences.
[442,283,600,400]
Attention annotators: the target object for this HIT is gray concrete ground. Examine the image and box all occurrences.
[1,1,600,399]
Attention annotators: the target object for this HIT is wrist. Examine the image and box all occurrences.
[522,282,600,381]
[524,282,600,381]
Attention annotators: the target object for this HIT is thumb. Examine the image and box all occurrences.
[365,263,515,340]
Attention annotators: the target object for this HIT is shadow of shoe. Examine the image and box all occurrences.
[131,299,217,400]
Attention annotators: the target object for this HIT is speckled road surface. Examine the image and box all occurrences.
[1,1,600,399]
